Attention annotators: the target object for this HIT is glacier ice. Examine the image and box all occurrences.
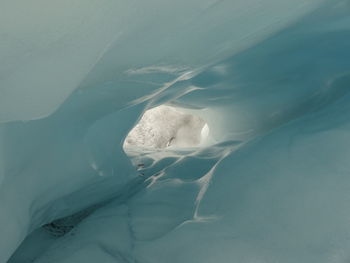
[1,0,350,262]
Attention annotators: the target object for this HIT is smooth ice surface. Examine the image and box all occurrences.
[1,0,350,262]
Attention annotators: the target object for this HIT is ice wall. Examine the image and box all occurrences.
[0,0,328,123]
[1,0,350,262]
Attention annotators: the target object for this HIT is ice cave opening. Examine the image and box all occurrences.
[2,1,350,262]
[123,105,210,151]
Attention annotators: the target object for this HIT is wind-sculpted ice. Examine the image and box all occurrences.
[1,0,350,262]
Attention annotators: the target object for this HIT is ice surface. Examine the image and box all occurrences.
[1,0,350,262]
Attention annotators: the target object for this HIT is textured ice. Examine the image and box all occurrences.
[1,0,350,262]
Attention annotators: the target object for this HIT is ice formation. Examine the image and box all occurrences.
[1,0,350,262]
